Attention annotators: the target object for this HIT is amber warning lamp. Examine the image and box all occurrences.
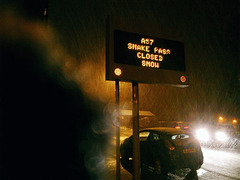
[114,68,122,76]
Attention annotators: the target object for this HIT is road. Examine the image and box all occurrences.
[198,147,240,180]
[104,127,240,180]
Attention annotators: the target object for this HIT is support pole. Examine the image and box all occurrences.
[115,80,121,180]
[132,82,140,180]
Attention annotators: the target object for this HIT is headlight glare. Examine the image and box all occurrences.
[215,131,228,141]
[196,129,210,142]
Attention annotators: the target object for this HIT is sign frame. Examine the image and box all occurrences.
[106,16,189,87]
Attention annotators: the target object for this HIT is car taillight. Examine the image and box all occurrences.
[164,139,175,150]
[175,126,181,129]
[183,126,189,129]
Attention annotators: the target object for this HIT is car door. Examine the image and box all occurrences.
[140,131,164,166]
[141,131,168,176]
[139,131,151,164]
[148,132,167,163]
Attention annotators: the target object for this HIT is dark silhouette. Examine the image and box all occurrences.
[0,11,109,180]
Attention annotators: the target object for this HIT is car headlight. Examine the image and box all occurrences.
[215,131,228,141]
[196,128,210,142]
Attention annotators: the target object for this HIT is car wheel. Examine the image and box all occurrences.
[154,160,162,174]
[141,161,167,180]
[154,160,168,179]
[184,169,198,180]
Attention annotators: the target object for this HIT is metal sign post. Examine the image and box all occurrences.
[132,82,140,180]
[115,80,121,180]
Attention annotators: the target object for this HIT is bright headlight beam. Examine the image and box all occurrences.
[215,131,228,141]
[196,129,210,142]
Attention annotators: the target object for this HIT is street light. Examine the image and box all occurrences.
[219,116,223,120]
[218,116,224,123]
[232,119,237,124]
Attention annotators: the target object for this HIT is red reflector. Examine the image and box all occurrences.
[175,126,180,129]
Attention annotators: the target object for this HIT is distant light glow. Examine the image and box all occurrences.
[114,68,122,76]
[233,119,237,123]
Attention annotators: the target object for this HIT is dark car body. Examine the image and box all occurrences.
[120,127,203,178]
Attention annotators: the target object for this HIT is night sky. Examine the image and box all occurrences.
[49,0,239,121]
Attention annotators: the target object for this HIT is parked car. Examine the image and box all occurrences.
[120,127,203,179]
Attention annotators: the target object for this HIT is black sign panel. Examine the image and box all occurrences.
[114,30,185,72]
[106,17,189,86]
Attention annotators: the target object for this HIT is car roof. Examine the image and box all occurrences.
[140,127,188,135]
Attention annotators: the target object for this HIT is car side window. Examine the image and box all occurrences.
[139,131,150,141]
[152,132,160,140]
[147,132,161,141]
